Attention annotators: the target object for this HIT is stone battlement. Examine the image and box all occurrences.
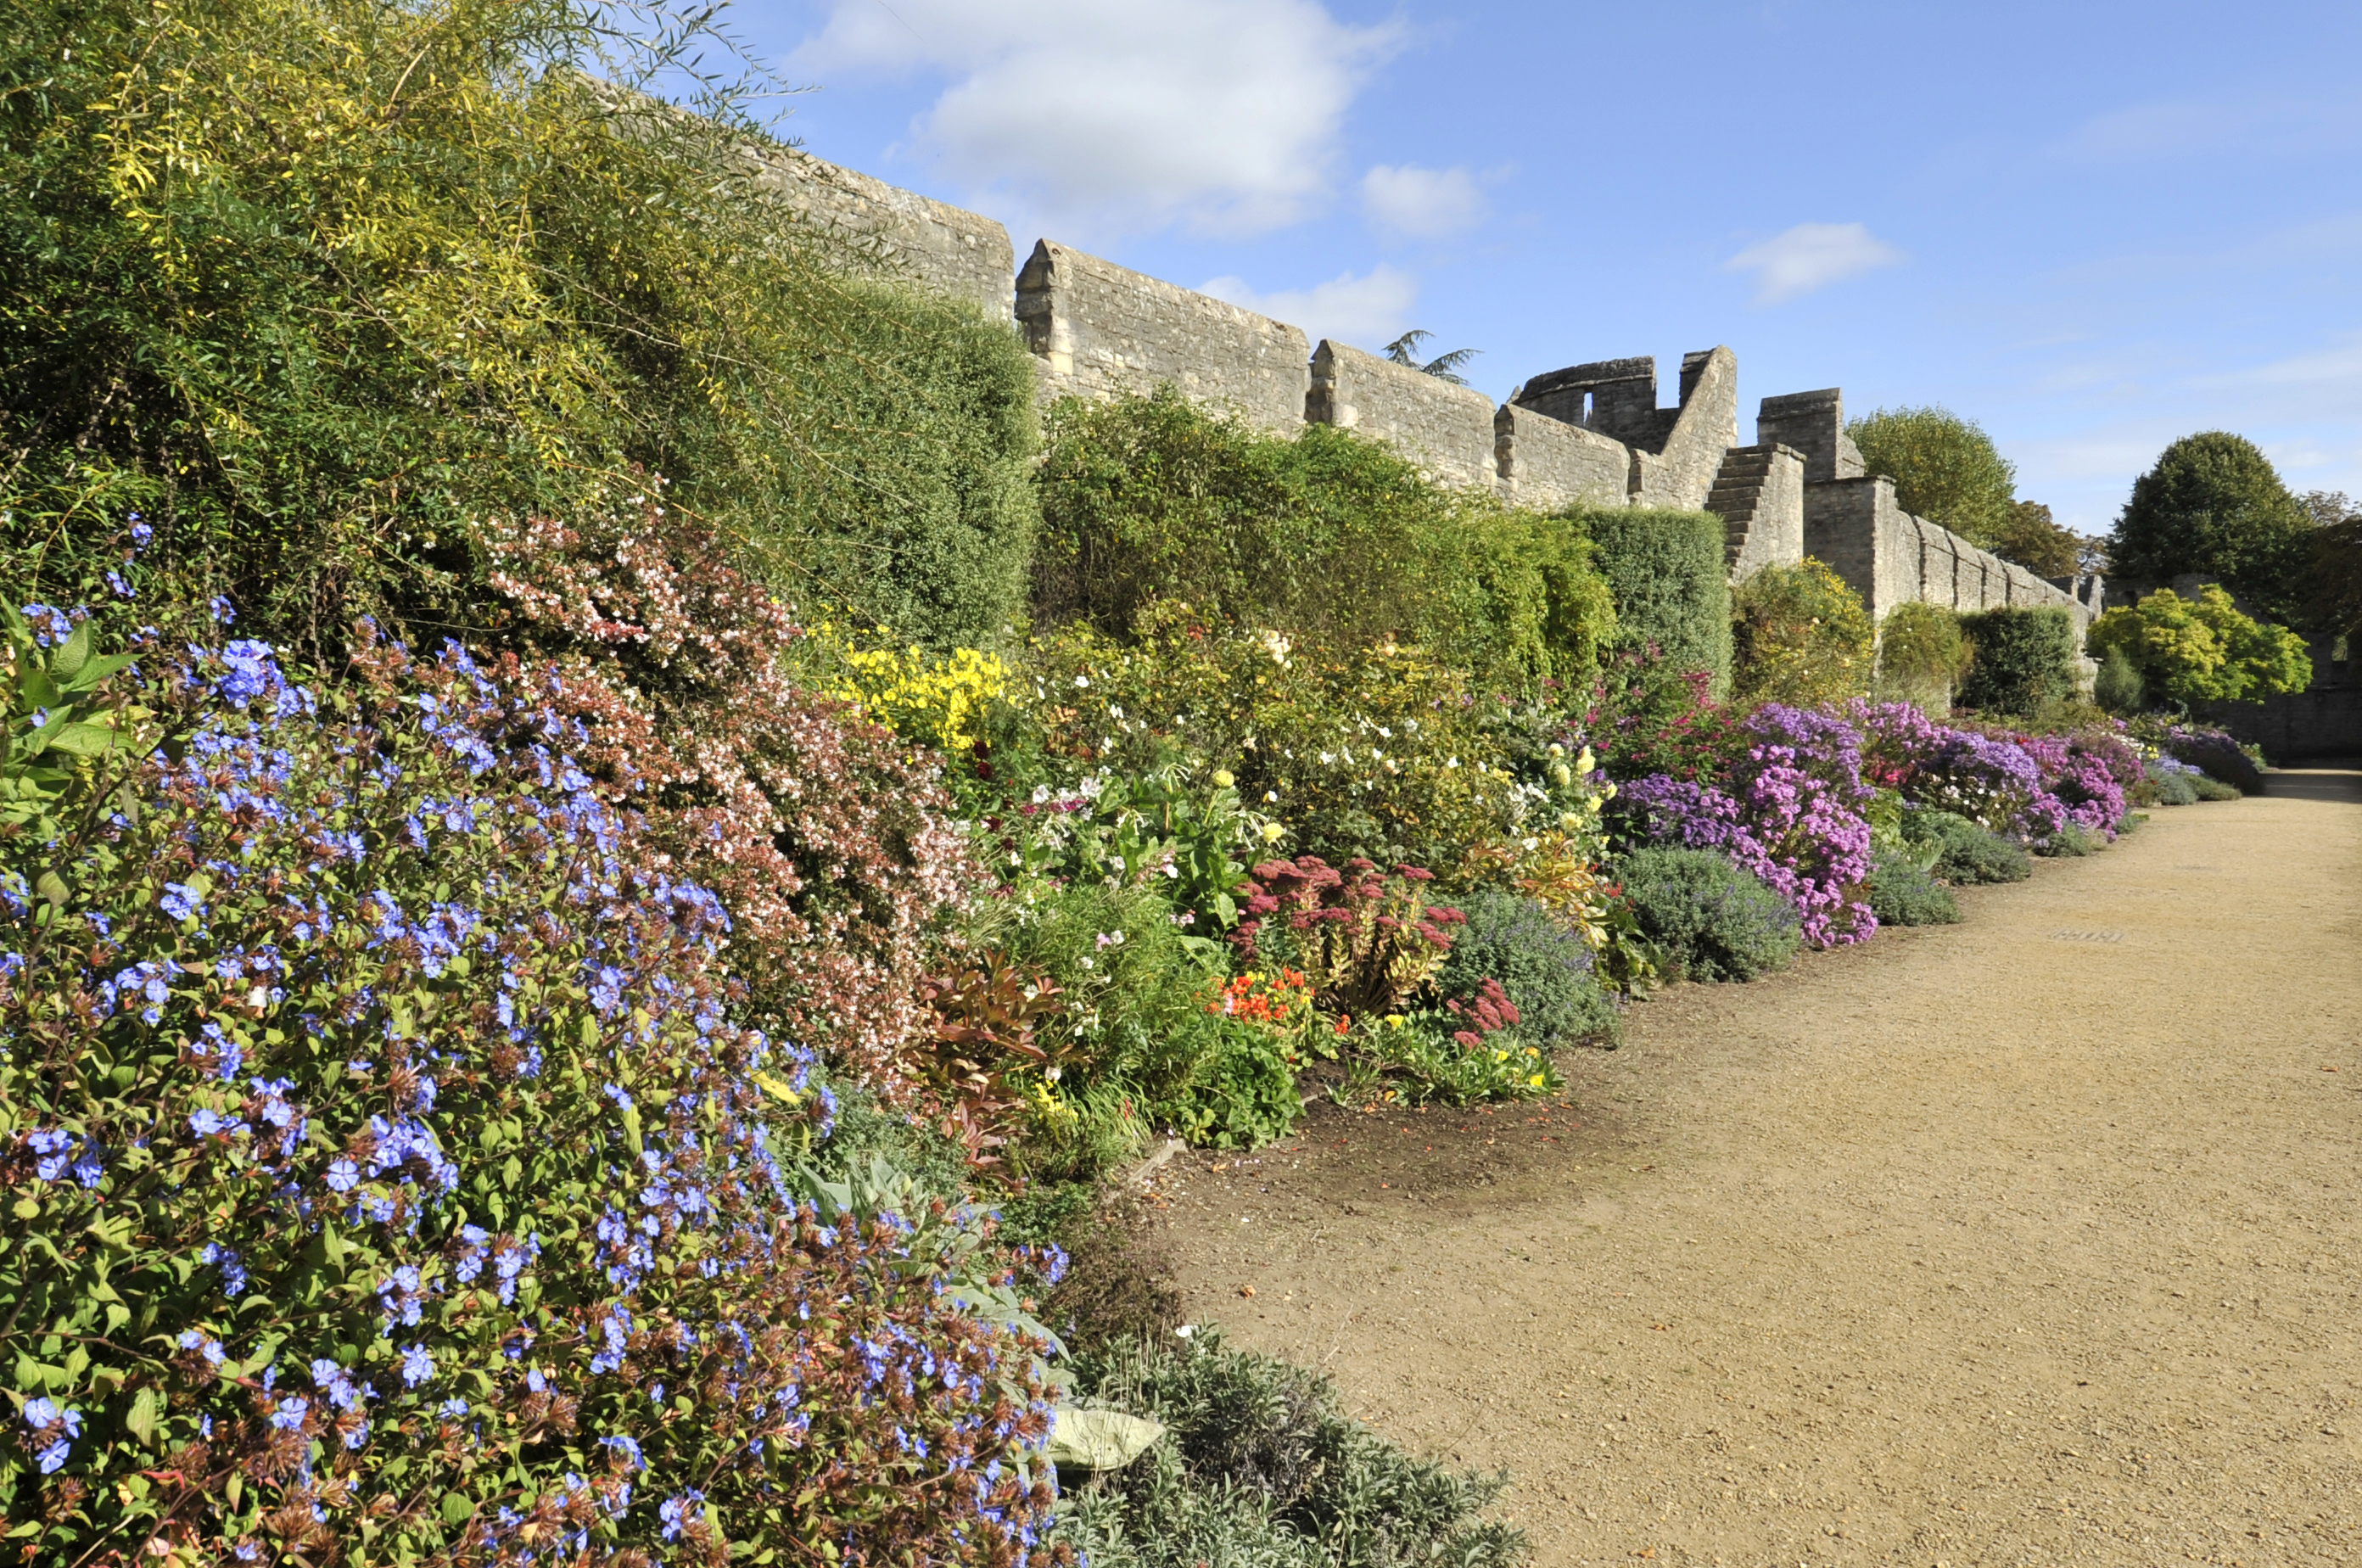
[763,147,2095,635]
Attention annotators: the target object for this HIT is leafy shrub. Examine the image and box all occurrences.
[995,613,1536,874]
[488,496,977,1097]
[2085,586,2312,705]
[2146,758,2202,806]
[0,0,1038,651]
[1165,1022,1303,1151]
[1898,809,2031,883]
[1957,607,2079,715]
[2093,645,2146,714]
[1031,390,1613,692]
[2191,771,2242,802]
[2039,822,2102,857]
[1731,558,1875,707]
[1611,848,1802,982]
[1058,1330,1526,1568]
[1876,602,1974,710]
[1352,1010,1563,1105]
[1436,890,1618,1045]
[1867,850,1962,926]
[2137,722,2267,793]
[1581,510,1733,696]
[0,624,1064,1562]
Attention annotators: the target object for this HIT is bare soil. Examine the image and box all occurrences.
[1149,769,2362,1566]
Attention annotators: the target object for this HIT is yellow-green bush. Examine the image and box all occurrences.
[1730,558,1875,707]
[1579,509,1732,696]
[2085,585,2312,706]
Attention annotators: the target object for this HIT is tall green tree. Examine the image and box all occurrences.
[2106,433,2314,622]
[1847,406,2017,546]
[1988,501,2081,578]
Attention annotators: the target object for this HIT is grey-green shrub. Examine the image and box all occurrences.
[1899,809,2031,884]
[1867,850,1962,926]
[1613,848,1801,982]
[1581,508,1733,697]
[1437,889,1620,1044]
[2191,772,2242,801]
[1058,1330,1526,1568]
[2150,767,2200,806]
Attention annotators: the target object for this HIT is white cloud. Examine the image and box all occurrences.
[2057,93,2362,163]
[1724,221,1906,304]
[1360,164,1488,239]
[792,0,1399,238]
[1197,266,1419,350]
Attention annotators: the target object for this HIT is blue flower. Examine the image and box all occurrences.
[659,1492,705,1542]
[325,1156,359,1192]
[24,1399,81,1473]
[400,1344,435,1388]
[160,882,204,922]
[268,1393,309,1431]
[208,595,236,625]
[200,1241,249,1296]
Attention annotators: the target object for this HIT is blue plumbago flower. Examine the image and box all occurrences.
[267,1393,309,1432]
[659,1491,705,1542]
[439,1397,470,1418]
[129,518,153,549]
[23,1397,81,1475]
[160,882,204,922]
[599,1433,643,1471]
[200,1241,249,1296]
[26,1128,76,1183]
[20,603,71,649]
[400,1344,435,1388]
[207,595,235,625]
[105,569,134,600]
[176,1330,226,1368]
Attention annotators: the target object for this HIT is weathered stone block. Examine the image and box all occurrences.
[1758,389,1867,484]
[1511,347,1736,512]
[744,147,1016,321]
[1015,240,1309,434]
[1494,405,1633,511]
[1306,339,1497,490]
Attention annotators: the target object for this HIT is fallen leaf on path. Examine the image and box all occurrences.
[1238,1285,1256,1298]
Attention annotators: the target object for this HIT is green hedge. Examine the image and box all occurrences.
[1031,389,1614,692]
[1956,607,2079,715]
[1581,509,1733,697]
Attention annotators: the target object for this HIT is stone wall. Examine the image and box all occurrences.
[1709,444,1806,580]
[2202,637,2362,760]
[1016,240,1308,434]
[746,147,1016,321]
[1305,339,1497,490]
[1508,347,1737,512]
[1757,389,1866,483]
[1493,404,1635,511]
[1805,475,2091,630]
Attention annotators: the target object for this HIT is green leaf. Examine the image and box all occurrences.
[125,1386,159,1445]
[42,721,121,759]
[50,622,90,680]
[440,1492,475,1525]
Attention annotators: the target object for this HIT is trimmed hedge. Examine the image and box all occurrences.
[1582,509,1733,697]
[1957,606,2079,715]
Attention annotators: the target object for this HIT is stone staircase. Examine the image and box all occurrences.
[1705,443,1784,568]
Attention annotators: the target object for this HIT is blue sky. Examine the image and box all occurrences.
[718,0,2362,535]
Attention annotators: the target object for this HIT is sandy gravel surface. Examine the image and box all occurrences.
[1154,770,2362,1566]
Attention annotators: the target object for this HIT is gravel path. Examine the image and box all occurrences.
[1156,770,2362,1566]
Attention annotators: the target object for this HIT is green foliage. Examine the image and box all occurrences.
[996,612,1539,875]
[1990,501,2082,577]
[2107,433,2315,621]
[2116,434,2314,623]
[1731,558,1875,708]
[2303,494,2362,641]
[2191,771,2242,802]
[0,0,1038,652]
[2084,586,2313,705]
[1957,607,2079,715]
[1030,390,1612,692]
[1436,890,1618,1045]
[2037,822,2103,857]
[2147,765,2200,806]
[1875,601,1975,711]
[1581,510,1733,696]
[1165,1022,1303,1152]
[1059,1330,1527,1568]
[1350,1012,1562,1106]
[1867,849,1962,926]
[1612,848,1801,982]
[2093,644,2147,714]
[1847,406,2018,546]
[1898,809,2031,884]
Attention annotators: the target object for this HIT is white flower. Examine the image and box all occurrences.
[1110,704,1124,719]
[1377,726,1391,739]
[1264,790,1278,803]
[1032,784,1050,804]
[1073,675,1090,688]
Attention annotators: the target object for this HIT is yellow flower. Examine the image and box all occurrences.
[1212,769,1235,789]
[1260,822,1285,842]
[1384,1014,1405,1029]
[1575,746,1596,776]
[1528,1072,1546,1088]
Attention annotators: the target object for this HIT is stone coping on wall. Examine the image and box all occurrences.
[1305,339,1497,490]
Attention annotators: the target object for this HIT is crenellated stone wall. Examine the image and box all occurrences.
[1306,339,1497,490]
[755,148,2103,641]
[1493,404,1637,511]
[1016,240,1309,434]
